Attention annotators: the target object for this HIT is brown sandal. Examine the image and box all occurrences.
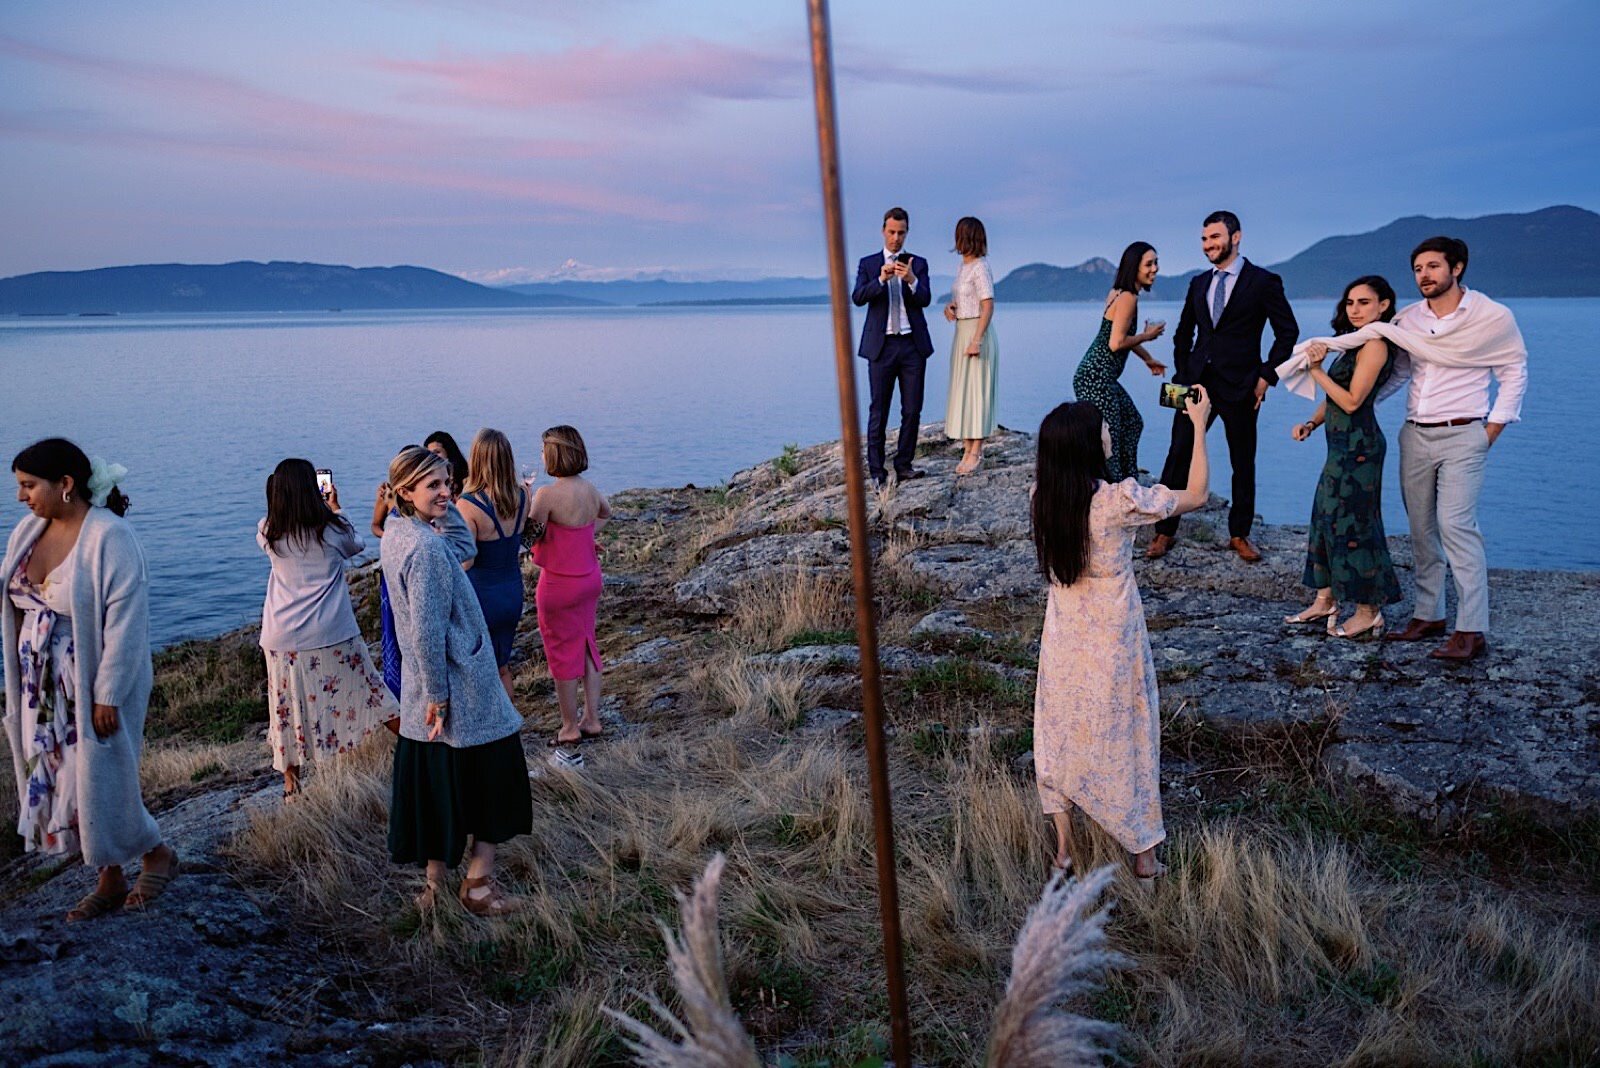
[458,875,525,918]
[67,887,128,922]
[415,880,443,912]
[124,849,180,911]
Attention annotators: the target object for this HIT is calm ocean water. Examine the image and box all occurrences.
[1,298,1593,647]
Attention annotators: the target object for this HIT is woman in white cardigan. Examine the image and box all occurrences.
[5,438,177,920]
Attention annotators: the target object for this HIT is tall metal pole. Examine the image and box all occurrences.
[804,2,913,1064]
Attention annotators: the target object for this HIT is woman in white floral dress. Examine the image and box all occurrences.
[258,459,397,799]
[1029,390,1211,884]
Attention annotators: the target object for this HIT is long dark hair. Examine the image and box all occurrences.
[1331,275,1398,334]
[1112,241,1156,293]
[1031,402,1109,587]
[424,431,469,498]
[12,438,130,516]
[263,458,349,551]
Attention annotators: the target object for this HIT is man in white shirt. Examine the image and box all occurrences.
[1386,236,1527,662]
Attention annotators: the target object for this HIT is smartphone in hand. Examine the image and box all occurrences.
[316,468,334,497]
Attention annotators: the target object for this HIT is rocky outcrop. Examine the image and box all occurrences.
[0,781,449,1066]
[677,423,1600,828]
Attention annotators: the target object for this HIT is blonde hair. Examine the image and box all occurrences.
[463,428,520,520]
[388,446,450,517]
[542,425,588,478]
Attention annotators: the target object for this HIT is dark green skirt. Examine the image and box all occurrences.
[388,733,532,867]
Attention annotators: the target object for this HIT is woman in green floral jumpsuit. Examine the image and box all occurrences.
[1286,276,1403,639]
[1072,242,1169,481]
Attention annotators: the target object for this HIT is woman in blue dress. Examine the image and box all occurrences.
[458,429,528,701]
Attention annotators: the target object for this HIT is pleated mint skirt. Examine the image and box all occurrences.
[945,317,998,439]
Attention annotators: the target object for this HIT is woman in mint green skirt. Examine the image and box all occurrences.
[943,216,999,475]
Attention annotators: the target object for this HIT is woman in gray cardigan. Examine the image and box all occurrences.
[380,446,530,917]
[5,439,177,920]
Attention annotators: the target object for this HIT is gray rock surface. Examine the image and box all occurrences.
[680,421,1600,828]
[0,782,448,1066]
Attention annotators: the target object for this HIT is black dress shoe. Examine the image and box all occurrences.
[895,468,926,481]
[871,472,888,489]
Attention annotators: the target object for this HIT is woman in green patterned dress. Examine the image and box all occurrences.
[1072,242,1168,482]
[1285,275,1403,639]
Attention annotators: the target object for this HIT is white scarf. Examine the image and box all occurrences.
[1277,292,1527,400]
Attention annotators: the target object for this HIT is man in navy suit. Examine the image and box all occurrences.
[1147,210,1299,562]
[853,206,934,486]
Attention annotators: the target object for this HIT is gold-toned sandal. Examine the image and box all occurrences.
[67,887,128,922]
[124,850,180,911]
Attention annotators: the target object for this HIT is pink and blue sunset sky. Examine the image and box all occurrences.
[2,0,1596,282]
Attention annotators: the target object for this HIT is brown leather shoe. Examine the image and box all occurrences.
[1145,533,1175,559]
[1430,631,1486,662]
[1386,617,1447,642]
[1229,536,1262,562]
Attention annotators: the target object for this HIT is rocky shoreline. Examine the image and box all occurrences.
[676,424,1599,829]
[1,422,1594,1065]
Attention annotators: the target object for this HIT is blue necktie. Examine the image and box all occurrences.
[1211,268,1228,326]
[887,257,904,335]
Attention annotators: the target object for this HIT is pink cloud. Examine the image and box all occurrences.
[371,37,1051,115]
[0,34,698,222]
[376,39,806,114]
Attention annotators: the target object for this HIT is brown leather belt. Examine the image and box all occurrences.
[1407,417,1482,428]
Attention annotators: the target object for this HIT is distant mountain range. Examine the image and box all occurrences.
[998,205,1600,302]
[3,207,1593,315]
[0,261,603,315]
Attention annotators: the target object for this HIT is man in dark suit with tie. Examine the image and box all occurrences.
[853,206,934,486]
[1147,210,1299,562]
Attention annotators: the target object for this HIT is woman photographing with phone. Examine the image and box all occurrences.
[258,459,398,800]
[1030,389,1211,888]
[1072,241,1168,482]
[380,446,530,916]
[5,438,178,920]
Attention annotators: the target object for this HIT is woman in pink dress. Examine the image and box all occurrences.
[530,426,609,747]
[1029,390,1211,888]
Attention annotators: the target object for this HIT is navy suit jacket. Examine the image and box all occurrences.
[1172,259,1299,403]
[852,252,934,361]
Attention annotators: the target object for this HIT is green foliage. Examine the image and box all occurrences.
[786,628,857,649]
[774,443,803,477]
[903,660,1029,710]
[148,636,266,743]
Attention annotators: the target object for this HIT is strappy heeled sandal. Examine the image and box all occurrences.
[1284,601,1338,625]
[67,887,128,922]
[415,880,443,912]
[124,850,180,911]
[1332,612,1386,641]
[458,876,526,918]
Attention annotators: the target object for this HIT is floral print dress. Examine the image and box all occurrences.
[1303,343,1403,606]
[1033,480,1178,854]
[265,637,396,772]
[7,546,81,855]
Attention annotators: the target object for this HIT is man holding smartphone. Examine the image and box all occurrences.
[853,206,934,487]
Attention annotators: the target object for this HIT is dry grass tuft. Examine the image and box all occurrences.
[727,566,853,650]
[140,738,261,796]
[983,864,1127,1068]
[606,853,762,1067]
[692,651,817,729]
